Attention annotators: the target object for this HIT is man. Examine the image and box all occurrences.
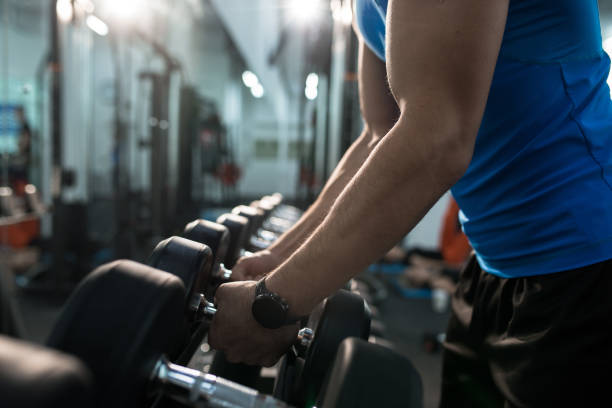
[209,1,612,406]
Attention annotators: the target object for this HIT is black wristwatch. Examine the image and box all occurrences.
[251,278,304,329]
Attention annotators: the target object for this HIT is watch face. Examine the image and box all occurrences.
[252,296,286,329]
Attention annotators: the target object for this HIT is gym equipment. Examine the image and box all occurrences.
[319,338,423,408]
[147,234,369,395]
[0,335,93,408]
[183,219,231,280]
[274,289,371,407]
[233,205,264,232]
[0,186,21,217]
[23,184,46,214]
[216,213,251,268]
[46,260,292,408]
[148,236,221,363]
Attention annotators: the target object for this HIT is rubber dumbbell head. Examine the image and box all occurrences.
[46,260,291,408]
[0,335,94,408]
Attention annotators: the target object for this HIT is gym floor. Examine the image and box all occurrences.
[10,268,451,408]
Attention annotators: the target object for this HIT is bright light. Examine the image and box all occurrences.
[288,0,320,23]
[305,86,318,100]
[75,0,95,13]
[331,0,352,25]
[86,15,109,36]
[251,83,265,98]
[305,73,319,100]
[306,73,319,89]
[56,0,74,23]
[105,0,143,20]
[242,71,259,88]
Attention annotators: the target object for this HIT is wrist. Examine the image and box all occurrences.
[251,276,307,329]
[265,266,314,320]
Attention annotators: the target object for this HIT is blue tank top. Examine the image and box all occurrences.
[356,0,612,278]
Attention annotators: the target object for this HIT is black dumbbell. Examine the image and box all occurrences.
[215,213,251,268]
[0,335,94,408]
[147,237,218,363]
[232,205,266,244]
[250,200,297,237]
[183,219,233,283]
[273,290,371,407]
[319,337,423,408]
[233,204,298,249]
[46,260,292,408]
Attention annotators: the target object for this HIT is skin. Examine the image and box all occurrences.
[208,0,510,366]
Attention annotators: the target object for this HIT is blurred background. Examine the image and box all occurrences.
[0,0,362,281]
[3,1,612,406]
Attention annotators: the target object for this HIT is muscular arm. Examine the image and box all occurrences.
[267,0,509,316]
[267,39,399,260]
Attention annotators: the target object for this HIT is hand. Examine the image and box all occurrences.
[231,249,284,281]
[208,281,299,367]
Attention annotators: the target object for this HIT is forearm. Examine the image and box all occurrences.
[267,119,469,316]
[267,129,382,259]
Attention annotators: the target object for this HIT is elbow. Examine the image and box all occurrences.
[440,142,472,185]
[437,128,475,183]
[394,112,477,185]
[361,125,388,151]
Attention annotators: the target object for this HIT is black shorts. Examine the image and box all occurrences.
[439,255,612,408]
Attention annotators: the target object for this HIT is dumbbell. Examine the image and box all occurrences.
[47,260,373,408]
[147,233,370,391]
[0,335,94,408]
[247,203,295,238]
[231,205,278,250]
[215,213,252,268]
[46,260,293,408]
[147,236,224,364]
[273,290,371,407]
[258,194,303,224]
[235,202,300,246]
[183,219,233,284]
[182,217,274,387]
[318,337,423,408]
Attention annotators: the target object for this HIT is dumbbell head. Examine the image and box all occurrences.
[149,236,213,306]
[250,200,274,218]
[46,261,290,408]
[232,205,265,237]
[216,213,249,268]
[262,193,283,207]
[0,335,94,408]
[183,219,230,275]
[319,338,423,408]
[46,260,185,407]
[294,290,371,406]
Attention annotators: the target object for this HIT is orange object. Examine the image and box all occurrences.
[439,197,471,266]
[0,217,40,248]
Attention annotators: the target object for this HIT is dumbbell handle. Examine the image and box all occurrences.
[190,294,315,350]
[154,357,292,408]
[190,294,218,319]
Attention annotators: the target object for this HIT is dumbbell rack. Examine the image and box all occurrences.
[0,193,423,408]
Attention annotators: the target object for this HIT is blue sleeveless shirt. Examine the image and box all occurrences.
[356,0,612,278]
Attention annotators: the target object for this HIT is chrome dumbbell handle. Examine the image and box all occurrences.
[216,264,233,281]
[190,294,218,319]
[154,357,292,408]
